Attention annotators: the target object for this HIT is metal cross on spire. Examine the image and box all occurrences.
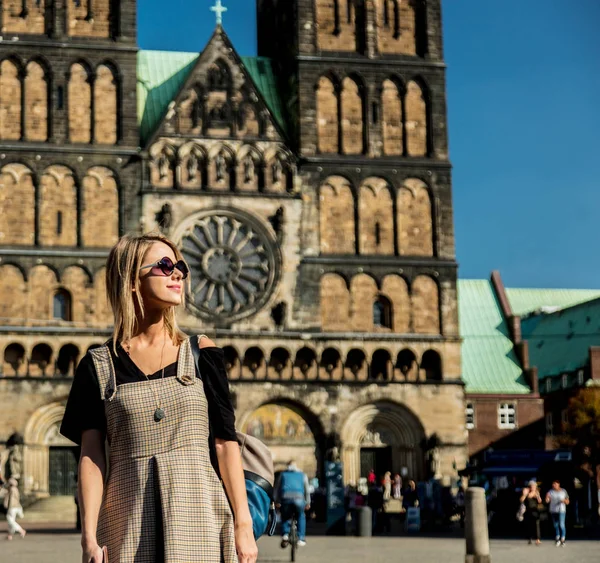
[210,0,228,26]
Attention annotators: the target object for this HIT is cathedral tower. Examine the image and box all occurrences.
[0,1,140,493]
[256,0,463,483]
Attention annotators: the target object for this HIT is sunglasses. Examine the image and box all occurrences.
[140,256,189,280]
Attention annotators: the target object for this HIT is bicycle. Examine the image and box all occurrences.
[289,512,299,562]
[279,504,301,562]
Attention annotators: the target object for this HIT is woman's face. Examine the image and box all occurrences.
[138,242,185,309]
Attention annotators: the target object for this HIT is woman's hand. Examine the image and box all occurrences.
[82,541,104,563]
[235,521,258,563]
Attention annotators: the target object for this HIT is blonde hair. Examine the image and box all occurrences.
[106,233,187,353]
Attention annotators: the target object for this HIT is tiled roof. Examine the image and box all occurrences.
[137,50,286,144]
[521,297,600,385]
[506,288,600,317]
[458,280,530,394]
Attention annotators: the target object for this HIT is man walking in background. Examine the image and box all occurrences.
[276,460,311,548]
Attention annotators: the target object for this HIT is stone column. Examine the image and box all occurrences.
[465,487,491,563]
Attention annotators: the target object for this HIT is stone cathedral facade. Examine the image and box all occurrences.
[0,0,466,497]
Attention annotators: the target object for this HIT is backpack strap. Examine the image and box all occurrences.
[89,345,117,402]
[188,334,209,381]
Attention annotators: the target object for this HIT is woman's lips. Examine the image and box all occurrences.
[167,285,181,292]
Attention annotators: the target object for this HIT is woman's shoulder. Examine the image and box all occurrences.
[198,334,218,349]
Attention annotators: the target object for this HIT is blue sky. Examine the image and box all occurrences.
[139,0,600,289]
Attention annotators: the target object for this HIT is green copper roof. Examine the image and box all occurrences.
[458,280,530,394]
[240,56,287,136]
[137,50,286,144]
[506,288,600,317]
[137,50,199,144]
[521,297,600,385]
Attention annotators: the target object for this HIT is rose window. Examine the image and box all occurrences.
[180,209,279,322]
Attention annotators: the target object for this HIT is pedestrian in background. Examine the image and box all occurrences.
[520,480,542,545]
[392,474,402,500]
[4,478,26,541]
[546,480,569,547]
[403,480,419,510]
[382,471,392,502]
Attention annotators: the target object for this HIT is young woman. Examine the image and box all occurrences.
[60,234,257,563]
[520,480,542,545]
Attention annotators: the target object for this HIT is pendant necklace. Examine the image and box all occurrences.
[123,331,168,423]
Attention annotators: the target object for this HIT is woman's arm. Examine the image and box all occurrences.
[216,439,258,563]
[79,429,106,563]
[519,488,529,502]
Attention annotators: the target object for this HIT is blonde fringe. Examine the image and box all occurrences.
[106,233,188,354]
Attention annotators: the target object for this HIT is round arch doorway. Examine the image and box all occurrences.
[23,402,79,496]
[340,401,426,485]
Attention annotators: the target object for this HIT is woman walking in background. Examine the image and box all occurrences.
[520,480,542,545]
[4,478,26,541]
[546,480,569,547]
[60,234,257,563]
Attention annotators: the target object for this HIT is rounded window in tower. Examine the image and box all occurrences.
[178,208,281,323]
[373,295,393,329]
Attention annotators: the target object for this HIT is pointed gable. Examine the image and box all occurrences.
[137,27,287,146]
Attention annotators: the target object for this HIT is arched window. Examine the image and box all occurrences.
[3,343,25,376]
[373,296,392,329]
[56,344,80,377]
[53,289,72,321]
[370,349,391,381]
[208,60,231,91]
[421,350,442,381]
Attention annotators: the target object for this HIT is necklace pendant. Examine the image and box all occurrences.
[154,408,165,422]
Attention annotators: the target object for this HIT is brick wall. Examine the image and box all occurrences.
[398,178,433,256]
[358,179,394,254]
[81,167,119,248]
[317,77,339,153]
[316,0,358,52]
[24,61,48,142]
[340,77,364,154]
[0,164,35,245]
[67,0,111,38]
[467,395,545,456]
[382,79,403,155]
[1,0,46,35]
[375,0,419,55]
[0,263,111,330]
[68,63,92,144]
[0,60,21,141]
[319,177,356,253]
[94,65,118,145]
[39,166,78,247]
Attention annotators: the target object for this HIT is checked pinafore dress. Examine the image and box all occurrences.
[89,337,238,563]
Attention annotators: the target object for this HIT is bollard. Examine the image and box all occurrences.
[357,506,372,537]
[465,487,491,563]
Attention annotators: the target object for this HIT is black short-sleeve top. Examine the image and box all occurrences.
[60,342,237,446]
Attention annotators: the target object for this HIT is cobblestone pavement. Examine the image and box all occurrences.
[1,529,598,563]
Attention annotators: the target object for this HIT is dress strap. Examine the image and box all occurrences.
[89,345,117,402]
[176,337,196,385]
